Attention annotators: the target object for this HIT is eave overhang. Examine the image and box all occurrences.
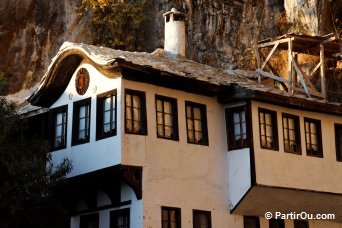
[232,185,342,222]
[27,42,342,116]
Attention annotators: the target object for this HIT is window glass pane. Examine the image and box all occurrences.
[157,100,162,112]
[194,119,202,132]
[157,112,163,125]
[233,113,240,124]
[186,106,192,118]
[310,122,316,134]
[288,118,294,130]
[241,111,246,122]
[195,131,203,142]
[188,130,194,142]
[165,113,172,126]
[234,123,241,136]
[266,125,273,137]
[133,95,141,108]
[289,130,295,140]
[157,125,164,137]
[194,107,201,119]
[265,113,272,125]
[104,97,111,111]
[104,110,111,124]
[164,101,172,113]
[133,108,141,122]
[126,94,131,106]
[259,113,264,124]
[79,106,86,118]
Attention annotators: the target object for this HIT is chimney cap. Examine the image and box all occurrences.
[163,7,186,17]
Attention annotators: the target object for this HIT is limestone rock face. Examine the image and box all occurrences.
[0,0,88,93]
[0,0,340,96]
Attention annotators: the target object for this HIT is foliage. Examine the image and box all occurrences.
[0,98,72,227]
[78,0,146,50]
[0,71,8,95]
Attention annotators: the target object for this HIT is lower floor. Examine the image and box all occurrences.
[69,183,341,228]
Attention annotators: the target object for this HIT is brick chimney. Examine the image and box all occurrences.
[163,8,186,58]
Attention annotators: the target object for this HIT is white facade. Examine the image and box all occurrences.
[44,63,342,227]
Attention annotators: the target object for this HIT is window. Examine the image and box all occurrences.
[269,219,285,228]
[335,124,342,162]
[110,208,130,228]
[185,102,208,145]
[193,210,211,228]
[259,108,278,150]
[162,207,181,228]
[156,95,179,140]
[80,213,99,228]
[50,105,68,150]
[72,98,91,145]
[243,216,260,228]
[225,106,248,150]
[294,220,309,228]
[125,89,147,135]
[304,118,323,157]
[282,113,301,154]
[96,90,117,140]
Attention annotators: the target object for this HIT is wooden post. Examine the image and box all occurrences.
[320,43,326,99]
[287,38,293,96]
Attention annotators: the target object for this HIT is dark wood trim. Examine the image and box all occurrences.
[258,108,279,151]
[49,105,68,151]
[335,123,342,162]
[185,101,209,146]
[225,105,249,151]
[281,113,301,154]
[161,206,181,228]
[119,63,218,97]
[247,100,256,185]
[124,89,148,135]
[294,220,309,228]
[244,216,260,228]
[72,97,92,146]
[155,94,179,141]
[96,89,117,141]
[253,90,342,116]
[218,86,342,116]
[304,117,323,158]
[73,200,131,216]
[110,208,130,228]
[193,209,212,228]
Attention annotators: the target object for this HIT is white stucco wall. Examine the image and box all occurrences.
[121,80,246,227]
[251,100,342,193]
[50,63,122,177]
[228,148,251,210]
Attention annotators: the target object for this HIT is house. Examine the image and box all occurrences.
[25,8,342,228]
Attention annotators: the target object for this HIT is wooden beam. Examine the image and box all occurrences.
[288,39,293,96]
[254,46,261,68]
[292,60,319,93]
[257,38,292,48]
[260,41,280,70]
[309,61,322,77]
[261,77,274,85]
[322,35,337,44]
[293,87,325,98]
[320,43,326,99]
[292,59,311,97]
[256,69,289,83]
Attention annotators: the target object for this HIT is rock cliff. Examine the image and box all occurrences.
[0,0,341,100]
